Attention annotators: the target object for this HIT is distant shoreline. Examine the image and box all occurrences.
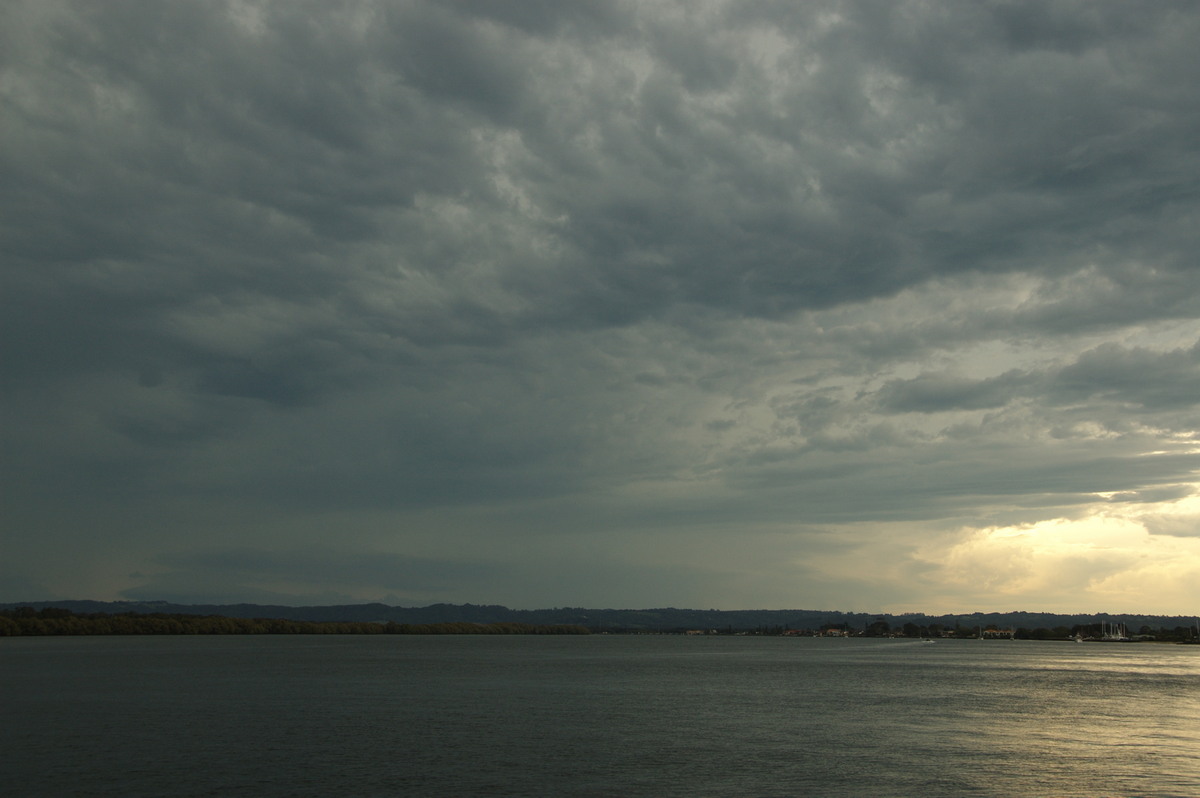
[3,604,1197,641]
[0,608,590,636]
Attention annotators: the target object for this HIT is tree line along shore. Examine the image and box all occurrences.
[0,607,590,636]
[2,607,1198,641]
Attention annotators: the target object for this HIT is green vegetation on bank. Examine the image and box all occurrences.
[0,607,590,636]
[2,602,1196,641]
[4,606,1198,642]
[808,620,1197,642]
[4,600,1195,637]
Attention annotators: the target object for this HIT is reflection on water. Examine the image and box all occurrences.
[2,636,1197,797]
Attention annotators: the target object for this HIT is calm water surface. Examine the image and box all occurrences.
[2,635,1197,797]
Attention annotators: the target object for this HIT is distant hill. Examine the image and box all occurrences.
[0,600,1193,633]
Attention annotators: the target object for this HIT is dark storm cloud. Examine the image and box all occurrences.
[873,338,1200,416]
[6,1,1197,351]
[1140,514,1200,538]
[874,370,1032,414]
[3,0,1199,609]
[1051,340,1200,411]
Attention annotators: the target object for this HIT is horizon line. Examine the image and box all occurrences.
[3,598,1195,619]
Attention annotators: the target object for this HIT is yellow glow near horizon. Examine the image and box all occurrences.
[919,496,1200,613]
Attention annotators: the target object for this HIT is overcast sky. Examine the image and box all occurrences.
[3,0,1199,614]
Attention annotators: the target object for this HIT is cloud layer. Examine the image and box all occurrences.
[3,0,1199,612]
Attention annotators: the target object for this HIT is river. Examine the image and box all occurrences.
[3,635,1197,797]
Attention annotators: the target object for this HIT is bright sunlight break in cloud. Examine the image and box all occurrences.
[2,0,1199,614]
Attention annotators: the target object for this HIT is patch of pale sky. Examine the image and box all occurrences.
[914,509,1200,614]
